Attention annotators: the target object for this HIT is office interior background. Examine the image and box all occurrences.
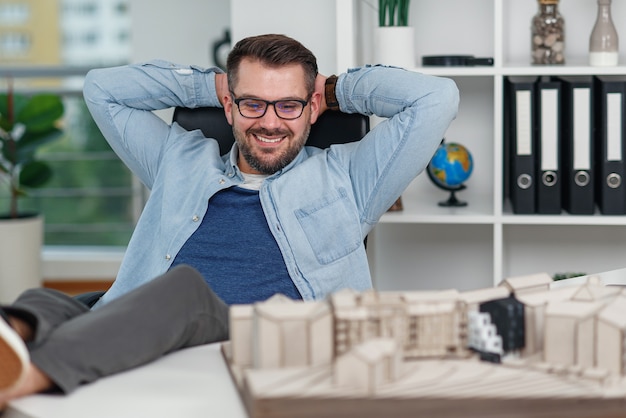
[1,0,625,294]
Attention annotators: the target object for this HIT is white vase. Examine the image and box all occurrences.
[0,215,43,303]
[374,26,416,69]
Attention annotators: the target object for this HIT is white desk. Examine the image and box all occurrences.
[5,343,248,418]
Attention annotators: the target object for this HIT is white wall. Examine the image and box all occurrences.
[230,0,337,76]
[130,0,230,66]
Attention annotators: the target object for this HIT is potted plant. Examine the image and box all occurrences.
[379,0,410,27]
[374,0,415,69]
[0,87,64,302]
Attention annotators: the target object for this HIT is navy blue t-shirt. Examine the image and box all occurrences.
[170,186,302,305]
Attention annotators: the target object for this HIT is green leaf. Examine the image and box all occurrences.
[15,94,64,133]
[379,0,410,26]
[19,160,53,188]
[16,127,64,159]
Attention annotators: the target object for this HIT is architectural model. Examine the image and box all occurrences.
[222,272,626,418]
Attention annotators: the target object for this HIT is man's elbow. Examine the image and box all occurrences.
[439,77,460,122]
[82,68,110,107]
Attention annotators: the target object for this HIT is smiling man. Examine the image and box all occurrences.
[0,34,458,404]
[82,33,459,308]
[227,58,315,174]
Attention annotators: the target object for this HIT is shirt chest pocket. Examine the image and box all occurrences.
[294,188,362,265]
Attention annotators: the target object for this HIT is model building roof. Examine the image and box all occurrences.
[498,272,553,291]
[461,287,510,305]
[255,299,329,321]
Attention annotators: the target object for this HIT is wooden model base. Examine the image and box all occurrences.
[221,343,626,418]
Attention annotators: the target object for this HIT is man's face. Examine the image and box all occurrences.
[224,58,320,175]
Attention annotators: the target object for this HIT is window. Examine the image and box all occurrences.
[0,31,30,57]
[1,0,135,247]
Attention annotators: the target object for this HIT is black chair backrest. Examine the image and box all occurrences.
[172,107,369,155]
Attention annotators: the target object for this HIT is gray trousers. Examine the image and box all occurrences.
[3,265,229,394]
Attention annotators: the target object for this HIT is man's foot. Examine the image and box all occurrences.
[0,310,29,393]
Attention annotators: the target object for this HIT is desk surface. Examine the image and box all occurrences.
[5,343,248,418]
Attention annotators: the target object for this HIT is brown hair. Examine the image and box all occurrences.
[226,34,318,95]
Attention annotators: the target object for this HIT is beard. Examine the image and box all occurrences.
[233,123,311,175]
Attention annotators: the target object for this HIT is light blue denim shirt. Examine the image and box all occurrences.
[83,60,459,307]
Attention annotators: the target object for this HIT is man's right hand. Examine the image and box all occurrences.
[215,73,229,107]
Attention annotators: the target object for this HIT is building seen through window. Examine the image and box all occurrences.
[0,0,136,246]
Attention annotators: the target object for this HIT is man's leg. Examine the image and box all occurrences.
[5,287,91,346]
[29,265,229,394]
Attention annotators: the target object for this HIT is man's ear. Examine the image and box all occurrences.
[309,91,322,125]
[223,94,234,125]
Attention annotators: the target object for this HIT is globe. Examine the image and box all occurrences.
[427,142,474,207]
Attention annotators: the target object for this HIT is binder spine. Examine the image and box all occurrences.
[562,81,595,214]
[505,77,537,214]
[536,79,562,214]
[594,76,626,215]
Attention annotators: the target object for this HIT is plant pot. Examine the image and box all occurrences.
[0,214,44,304]
[374,26,416,69]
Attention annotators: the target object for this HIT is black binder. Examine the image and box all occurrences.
[504,77,538,214]
[535,77,562,214]
[558,76,595,215]
[593,76,626,215]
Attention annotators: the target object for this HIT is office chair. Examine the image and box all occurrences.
[172,106,369,154]
[74,107,370,307]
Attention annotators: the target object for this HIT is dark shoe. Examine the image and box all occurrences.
[0,310,29,393]
[0,308,10,327]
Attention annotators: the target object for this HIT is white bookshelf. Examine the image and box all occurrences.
[341,0,626,291]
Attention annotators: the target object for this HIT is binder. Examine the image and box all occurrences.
[558,76,595,215]
[593,76,626,215]
[535,77,562,214]
[504,77,538,214]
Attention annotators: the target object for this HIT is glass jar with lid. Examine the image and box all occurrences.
[531,0,565,65]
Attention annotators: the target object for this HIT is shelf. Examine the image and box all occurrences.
[415,66,496,77]
[415,64,626,78]
[500,63,626,76]
[380,193,494,224]
[501,215,626,227]
[355,0,626,290]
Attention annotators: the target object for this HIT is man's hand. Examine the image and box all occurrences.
[315,73,329,115]
[215,73,229,107]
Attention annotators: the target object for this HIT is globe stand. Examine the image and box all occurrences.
[439,190,467,207]
[439,185,467,207]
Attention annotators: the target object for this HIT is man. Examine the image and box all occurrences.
[0,34,458,406]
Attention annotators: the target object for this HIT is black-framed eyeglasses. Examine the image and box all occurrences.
[231,94,309,120]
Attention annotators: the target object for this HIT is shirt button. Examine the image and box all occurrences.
[165,254,171,260]
[219,178,225,184]
[227,172,234,177]
[192,215,199,222]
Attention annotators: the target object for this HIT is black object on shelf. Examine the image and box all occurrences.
[422,55,494,66]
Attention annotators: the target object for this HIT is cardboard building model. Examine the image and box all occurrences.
[223,271,626,418]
